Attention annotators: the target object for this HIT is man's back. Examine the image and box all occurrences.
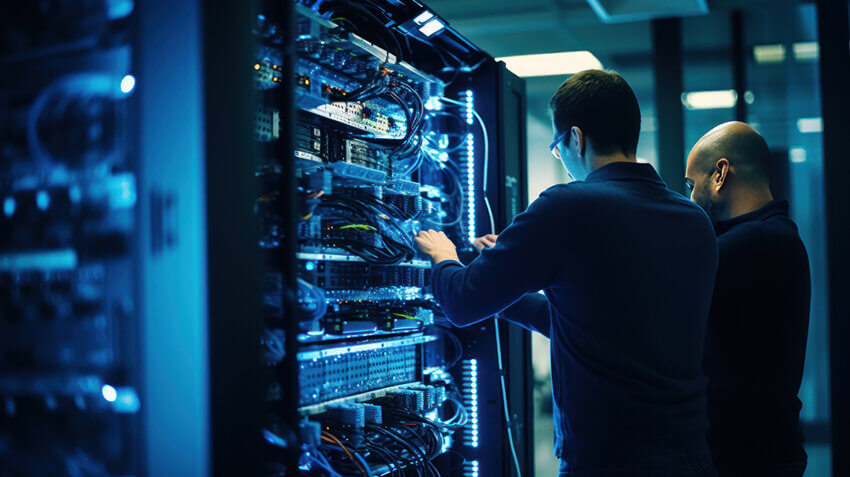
[704,200,810,472]
[429,162,718,463]
[544,162,717,461]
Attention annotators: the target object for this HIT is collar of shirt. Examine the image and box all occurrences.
[584,161,666,186]
[713,199,789,235]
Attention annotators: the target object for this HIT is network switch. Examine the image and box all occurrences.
[297,336,427,406]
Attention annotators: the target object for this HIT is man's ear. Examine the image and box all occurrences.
[714,158,730,191]
[571,126,586,157]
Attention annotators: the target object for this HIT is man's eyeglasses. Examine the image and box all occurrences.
[550,130,569,160]
[684,177,695,196]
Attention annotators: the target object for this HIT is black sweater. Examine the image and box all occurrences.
[430,162,719,463]
[704,200,811,472]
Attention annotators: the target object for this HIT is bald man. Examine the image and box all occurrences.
[685,122,811,476]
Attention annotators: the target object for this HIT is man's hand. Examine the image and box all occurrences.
[473,234,498,253]
[414,229,460,264]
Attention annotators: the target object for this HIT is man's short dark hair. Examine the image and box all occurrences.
[548,69,641,157]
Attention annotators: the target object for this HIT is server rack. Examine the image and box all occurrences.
[0,1,532,475]
[258,2,534,475]
[0,2,143,475]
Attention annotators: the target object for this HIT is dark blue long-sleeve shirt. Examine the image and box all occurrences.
[431,162,719,462]
[704,200,810,472]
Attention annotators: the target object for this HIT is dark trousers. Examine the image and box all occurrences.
[558,449,718,477]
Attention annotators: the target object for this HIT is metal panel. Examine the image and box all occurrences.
[136,0,209,473]
[816,1,850,475]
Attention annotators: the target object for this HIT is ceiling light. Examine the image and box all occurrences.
[681,90,738,110]
[793,42,819,61]
[495,51,602,77]
[797,117,822,133]
[789,148,807,163]
[753,44,786,64]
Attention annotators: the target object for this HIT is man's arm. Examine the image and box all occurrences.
[472,234,551,338]
[500,293,551,338]
[416,191,564,328]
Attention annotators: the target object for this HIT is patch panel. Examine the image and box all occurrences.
[311,95,401,138]
[296,251,429,267]
[343,138,391,173]
[298,257,427,290]
[297,337,425,406]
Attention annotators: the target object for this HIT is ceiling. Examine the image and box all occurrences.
[426,0,820,149]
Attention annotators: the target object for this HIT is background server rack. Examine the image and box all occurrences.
[0,2,142,474]
[0,0,532,475]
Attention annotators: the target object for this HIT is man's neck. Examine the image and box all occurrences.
[726,187,774,220]
[589,152,637,172]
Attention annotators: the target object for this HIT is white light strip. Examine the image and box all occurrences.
[465,90,476,245]
[753,44,786,64]
[789,147,807,163]
[495,51,602,77]
[681,90,738,110]
[797,117,822,134]
[461,358,479,448]
[471,359,478,447]
[793,42,819,61]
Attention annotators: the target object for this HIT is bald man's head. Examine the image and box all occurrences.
[689,121,770,187]
[685,122,773,221]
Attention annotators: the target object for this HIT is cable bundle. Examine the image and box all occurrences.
[318,193,415,265]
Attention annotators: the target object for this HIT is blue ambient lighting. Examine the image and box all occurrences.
[3,197,15,217]
[465,91,476,244]
[462,358,479,448]
[120,75,136,94]
[101,384,118,402]
[35,190,50,211]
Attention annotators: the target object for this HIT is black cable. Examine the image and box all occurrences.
[319,0,404,64]
[317,193,415,265]
[367,425,426,476]
[365,444,402,477]
[428,324,463,369]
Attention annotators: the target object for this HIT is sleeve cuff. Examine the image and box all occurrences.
[430,259,463,308]
[431,259,463,276]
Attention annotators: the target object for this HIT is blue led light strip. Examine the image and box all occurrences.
[465,90,475,244]
[461,358,479,448]
[462,460,480,477]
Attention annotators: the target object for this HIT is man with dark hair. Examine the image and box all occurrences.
[685,122,811,476]
[415,69,719,475]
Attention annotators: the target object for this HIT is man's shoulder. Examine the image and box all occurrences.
[537,181,618,202]
[529,182,613,218]
[719,218,806,258]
